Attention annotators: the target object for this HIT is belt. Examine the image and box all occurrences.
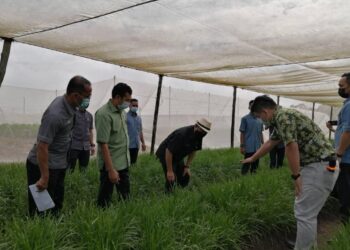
[300,155,336,167]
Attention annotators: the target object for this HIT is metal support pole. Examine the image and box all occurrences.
[277,96,280,106]
[150,74,163,155]
[231,86,237,148]
[312,102,315,121]
[0,38,13,87]
[329,106,333,140]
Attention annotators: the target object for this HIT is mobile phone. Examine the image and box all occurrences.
[328,120,338,126]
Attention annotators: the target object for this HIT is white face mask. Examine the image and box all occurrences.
[130,107,138,113]
[118,101,130,110]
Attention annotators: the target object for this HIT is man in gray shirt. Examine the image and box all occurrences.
[26,76,92,216]
[67,106,95,172]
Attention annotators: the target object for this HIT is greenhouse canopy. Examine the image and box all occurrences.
[1,0,349,106]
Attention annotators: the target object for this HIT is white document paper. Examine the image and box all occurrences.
[29,184,55,212]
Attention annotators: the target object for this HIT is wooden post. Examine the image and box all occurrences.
[150,74,163,155]
[312,102,315,121]
[277,96,280,106]
[329,106,333,140]
[231,86,237,148]
[0,38,12,87]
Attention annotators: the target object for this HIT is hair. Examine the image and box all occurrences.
[341,72,350,85]
[112,82,132,98]
[251,95,277,113]
[66,76,91,95]
[130,98,138,103]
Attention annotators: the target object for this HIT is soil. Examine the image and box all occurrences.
[244,212,342,250]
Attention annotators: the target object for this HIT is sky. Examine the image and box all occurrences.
[0,40,304,108]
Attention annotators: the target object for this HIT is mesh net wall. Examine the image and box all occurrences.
[0,77,338,163]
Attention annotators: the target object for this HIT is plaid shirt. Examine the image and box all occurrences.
[270,107,334,165]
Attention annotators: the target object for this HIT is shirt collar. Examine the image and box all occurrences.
[270,106,282,127]
[107,99,120,113]
[128,110,137,117]
[344,97,350,104]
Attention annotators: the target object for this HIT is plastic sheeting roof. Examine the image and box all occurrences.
[0,0,349,106]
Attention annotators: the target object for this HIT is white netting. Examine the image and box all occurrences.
[0,76,338,163]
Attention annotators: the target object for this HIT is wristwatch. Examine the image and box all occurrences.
[291,173,301,180]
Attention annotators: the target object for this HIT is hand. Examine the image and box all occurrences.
[141,143,146,152]
[326,121,332,130]
[167,171,175,182]
[294,177,302,197]
[183,167,191,177]
[36,176,49,191]
[241,157,254,164]
[240,147,245,155]
[90,146,96,156]
[108,169,120,184]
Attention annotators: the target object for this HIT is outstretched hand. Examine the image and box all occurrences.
[241,157,255,164]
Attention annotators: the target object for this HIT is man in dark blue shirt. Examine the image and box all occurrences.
[68,105,95,172]
[239,100,264,175]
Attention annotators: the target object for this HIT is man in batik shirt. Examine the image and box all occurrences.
[242,95,338,250]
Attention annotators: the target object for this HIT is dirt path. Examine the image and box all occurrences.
[245,213,342,250]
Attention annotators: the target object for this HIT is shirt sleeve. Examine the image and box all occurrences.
[37,113,61,144]
[139,117,143,132]
[341,104,350,132]
[95,111,111,144]
[275,113,297,145]
[239,117,247,133]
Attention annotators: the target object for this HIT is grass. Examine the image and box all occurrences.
[0,124,39,138]
[0,148,297,249]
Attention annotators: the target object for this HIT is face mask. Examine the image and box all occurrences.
[79,98,90,110]
[130,107,138,113]
[338,88,349,98]
[118,101,130,110]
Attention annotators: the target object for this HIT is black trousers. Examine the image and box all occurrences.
[241,152,260,175]
[26,159,66,216]
[160,159,190,192]
[269,146,285,168]
[97,167,130,208]
[67,149,90,172]
[336,163,350,221]
[129,148,139,165]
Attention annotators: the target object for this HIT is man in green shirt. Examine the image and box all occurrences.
[95,82,132,207]
[242,95,338,250]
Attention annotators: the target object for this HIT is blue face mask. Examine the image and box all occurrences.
[118,101,130,110]
[79,98,90,110]
[130,107,138,113]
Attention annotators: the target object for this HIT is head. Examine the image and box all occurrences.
[250,95,277,123]
[338,73,350,99]
[111,82,132,110]
[66,76,92,109]
[248,100,254,110]
[194,118,211,138]
[129,98,139,113]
